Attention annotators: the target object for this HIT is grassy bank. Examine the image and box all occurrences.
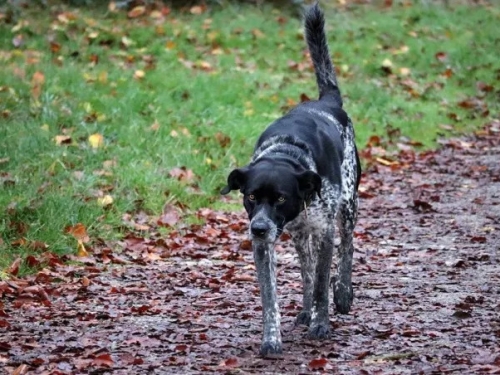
[0,2,498,273]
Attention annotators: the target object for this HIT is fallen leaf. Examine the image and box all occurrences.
[77,240,89,257]
[12,34,24,48]
[54,135,72,145]
[93,353,114,367]
[166,40,176,50]
[65,223,90,242]
[190,5,206,15]
[381,59,393,74]
[31,71,45,99]
[88,133,104,149]
[158,205,180,227]
[252,29,265,39]
[98,195,114,207]
[81,276,91,287]
[8,258,22,276]
[215,132,230,148]
[219,358,238,368]
[435,51,448,62]
[12,364,29,375]
[134,70,145,79]
[309,358,329,370]
[168,167,196,183]
[128,6,146,18]
[399,67,411,76]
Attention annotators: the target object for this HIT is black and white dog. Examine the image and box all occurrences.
[221,3,361,356]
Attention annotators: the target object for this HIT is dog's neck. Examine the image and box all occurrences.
[253,135,316,173]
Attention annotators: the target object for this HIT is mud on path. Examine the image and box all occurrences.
[1,123,500,374]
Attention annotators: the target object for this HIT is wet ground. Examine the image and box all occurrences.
[1,122,499,374]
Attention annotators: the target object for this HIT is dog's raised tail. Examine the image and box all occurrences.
[304,3,342,106]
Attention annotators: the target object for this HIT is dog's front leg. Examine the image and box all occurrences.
[253,241,282,356]
[309,226,334,339]
[293,233,315,326]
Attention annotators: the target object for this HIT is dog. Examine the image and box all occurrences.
[221,3,361,356]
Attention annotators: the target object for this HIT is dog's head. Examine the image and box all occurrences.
[221,159,321,242]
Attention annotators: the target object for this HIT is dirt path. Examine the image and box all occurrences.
[1,123,499,374]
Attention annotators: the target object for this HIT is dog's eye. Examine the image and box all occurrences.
[248,194,255,201]
[278,196,285,203]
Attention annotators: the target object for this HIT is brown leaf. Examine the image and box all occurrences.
[128,6,146,18]
[54,135,72,145]
[233,274,254,282]
[50,41,61,53]
[435,51,448,62]
[219,358,238,368]
[476,81,494,93]
[252,29,265,39]
[12,364,29,375]
[442,67,453,78]
[470,236,487,243]
[175,344,188,352]
[215,132,231,148]
[168,166,196,183]
[356,350,371,360]
[8,258,22,276]
[81,276,91,287]
[31,71,45,100]
[157,205,180,227]
[190,5,206,15]
[65,223,90,242]
[25,255,40,268]
[28,241,48,252]
[93,353,114,367]
[413,199,435,213]
[309,357,329,370]
[240,239,252,250]
[402,329,421,337]
[11,238,27,247]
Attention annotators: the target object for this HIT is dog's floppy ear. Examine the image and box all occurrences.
[297,170,322,199]
[220,168,249,195]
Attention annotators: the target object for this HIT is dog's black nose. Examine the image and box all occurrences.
[251,221,270,237]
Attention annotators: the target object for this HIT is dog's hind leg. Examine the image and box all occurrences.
[293,232,316,326]
[308,224,335,339]
[253,241,282,356]
[334,195,358,314]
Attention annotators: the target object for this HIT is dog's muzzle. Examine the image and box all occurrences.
[250,219,271,238]
[249,210,278,242]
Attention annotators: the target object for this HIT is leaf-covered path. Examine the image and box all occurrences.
[1,123,500,374]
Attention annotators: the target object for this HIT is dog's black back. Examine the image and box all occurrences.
[256,102,346,187]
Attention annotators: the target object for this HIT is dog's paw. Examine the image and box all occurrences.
[260,340,283,357]
[308,323,330,340]
[334,282,353,314]
[295,310,311,326]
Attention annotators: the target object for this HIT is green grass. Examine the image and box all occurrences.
[0,2,499,273]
